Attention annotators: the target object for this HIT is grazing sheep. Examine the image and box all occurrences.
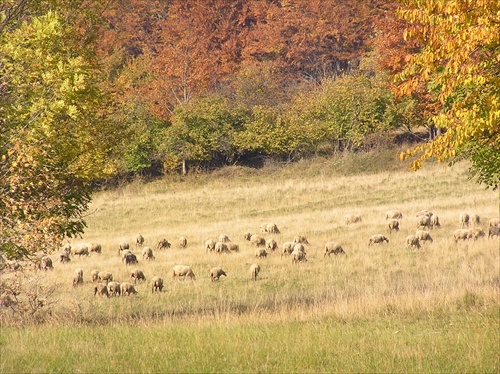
[219,234,230,243]
[73,244,90,257]
[293,243,306,254]
[250,263,261,281]
[178,236,188,249]
[121,282,138,296]
[281,241,295,256]
[130,268,146,284]
[406,235,421,250]
[97,271,113,284]
[471,214,480,225]
[324,242,345,257]
[453,229,471,242]
[386,210,403,220]
[293,235,309,245]
[107,282,121,297]
[255,248,268,258]
[415,230,433,243]
[93,283,109,297]
[156,238,171,250]
[172,265,196,281]
[62,243,72,254]
[265,222,280,234]
[469,227,486,240]
[488,226,500,239]
[151,276,164,293]
[123,252,139,266]
[91,270,100,283]
[430,214,441,229]
[416,210,433,218]
[291,249,307,264]
[344,214,362,225]
[416,215,431,229]
[136,234,144,249]
[459,213,470,228]
[387,219,400,234]
[265,239,278,252]
[118,242,130,255]
[73,268,84,287]
[368,234,389,246]
[205,239,216,252]
[214,242,229,254]
[243,232,252,241]
[59,251,71,263]
[226,242,239,252]
[41,256,53,271]
[210,267,227,281]
[489,218,500,227]
[249,234,266,247]
[142,246,155,261]
[89,242,102,254]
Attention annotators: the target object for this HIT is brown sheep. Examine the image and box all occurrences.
[156,238,171,250]
[488,226,500,239]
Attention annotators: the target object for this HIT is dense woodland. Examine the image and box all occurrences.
[1,0,499,258]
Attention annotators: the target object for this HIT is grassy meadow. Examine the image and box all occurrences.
[1,149,499,373]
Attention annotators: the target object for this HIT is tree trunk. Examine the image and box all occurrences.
[182,159,187,175]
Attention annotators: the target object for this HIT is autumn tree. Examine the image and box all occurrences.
[397,0,500,189]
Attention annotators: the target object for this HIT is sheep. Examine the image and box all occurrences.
[243,232,252,241]
[459,213,470,228]
[249,234,266,247]
[205,239,216,252]
[210,267,227,281]
[88,242,102,254]
[59,251,71,263]
[264,222,280,234]
[97,271,113,284]
[453,229,471,242]
[123,252,139,266]
[430,214,441,229]
[488,226,500,239]
[178,236,188,249]
[130,268,146,284]
[135,234,144,249]
[91,270,100,283]
[73,268,84,287]
[142,246,155,261]
[368,234,389,246]
[386,210,403,220]
[93,283,109,297]
[151,276,164,293]
[255,248,268,258]
[293,243,306,254]
[156,238,171,250]
[219,234,230,243]
[415,210,432,218]
[416,215,431,229]
[41,256,53,271]
[406,235,421,250]
[471,214,480,225]
[120,282,138,296]
[172,265,196,281]
[62,243,72,254]
[344,214,362,225]
[226,242,239,252]
[387,219,400,234]
[293,235,309,245]
[324,242,345,257]
[469,227,486,240]
[281,241,295,256]
[107,281,121,297]
[291,249,307,264]
[259,223,267,234]
[118,241,130,255]
[488,218,500,227]
[250,263,261,281]
[73,244,90,257]
[214,242,229,254]
[265,239,278,252]
[415,230,433,243]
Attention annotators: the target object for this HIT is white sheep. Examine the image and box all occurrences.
[151,276,164,293]
[416,215,431,229]
[344,214,362,225]
[255,248,268,258]
[406,235,421,250]
[88,242,102,254]
[469,227,486,240]
[91,270,100,283]
[226,242,239,252]
[130,268,146,284]
[459,213,470,228]
[118,241,130,255]
[178,236,188,249]
[219,234,230,243]
[368,234,389,246]
[386,210,403,220]
[453,229,471,242]
[430,214,441,229]
[121,282,138,296]
[142,246,155,261]
[72,268,83,287]
[205,238,216,252]
[210,267,227,281]
[265,239,278,252]
[107,281,121,297]
[249,234,266,247]
[324,242,345,257]
[293,235,309,245]
[172,265,196,281]
[156,238,171,250]
[488,217,500,227]
[291,249,307,264]
[281,241,295,256]
[471,214,480,225]
[93,283,109,297]
[387,219,400,234]
[293,243,306,254]
[135,234,144,249]
[265,222,280,234]
[59,251,71,263]
[214,242,229,254]
[415,230,433,243]
[73,244,90,257]
[250,263,261,281]
[97,271,113,284]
